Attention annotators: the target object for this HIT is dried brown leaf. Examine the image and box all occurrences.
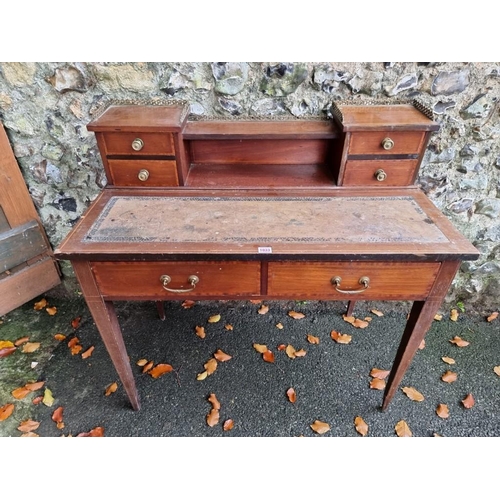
[434,314,443,321]
[262,350,275,363]
[450,309,459,322]
[449,336,469,347]
[462,393,475,409]
[70,344,83,355]
[224,324,233,331]
[343,315,355,324]
[105,382,118,396]
[22,342,40,353]
[353,318,369,329]
[18,420,40,433]
[294,349,307,357]
[249,299,262,304]
[196,371,208,381]
[330,330,352,344]
[206,408,220,427]
[277,344,286,351]
[370,309,384,317]
[395,420,412,437]
[20,432,39,437]
[213,349,232,362]
[46,306,57,316]
[354,416,368,436]
[402,386,425,402]
[258,305,269,315]
[52,406,64,423]
[142,361,154,373]
[149,364,173,378]
[442,356,456,365]
[370,378,386,390]
[208,314,221,323]
[276,322,284,330]
[494,366,500,377]
[288,311,305,320]
[54,334,66,341]
[136,358,148,367]
[370,368,390,379]
[253,343,268,353]
[286,387,296,403]
[223,419,234,431]
[0,339,15,350]
[25,381,44,391]
[33,298,48,310]
[77,426,104,437]
[285,344,296,359]
[204,358,218,374]
[81,346,95,359]
[42,388,54,407]
[310,420,330,435]
[67,337,80,348]
[14,336,30,346]
[436,404,450,419]
[71,316,81,329]
[195,326,206,339]
[12,386,31,400]
[0,347,17,358]
[307,334,320,344]
[0,403,15,421]
[441,370,458,383]
[32,396,43,405]
[181,300,195,309]
[208,393,220,410]
[487,311,499,322]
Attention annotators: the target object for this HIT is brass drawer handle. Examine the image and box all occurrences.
[381,137,394,150]
[160,274,199,293]
[375,169,387,182]
[131,138,144,151]
[331,276,370,294]
[137,169,150,181]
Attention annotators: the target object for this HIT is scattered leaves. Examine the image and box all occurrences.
[46,306,58,316]
[206,408,220,427]
[436,404,450,419]
[286,344,297,359]
[262,350,275,363]
[204,358,218,375]
[402,386,425,402]
[12,386,32,400]
[181,300,195,309]
[68,337,79,348]
[277,344,286,351]
[286,388,296,403]
[330,330,352,344]
[370,368,390,379]
[195,326,206,339]
[17,420,40,433]
[354,416,368,436]
[77,426,104,437]
[42,388,54,407]
[208,393,220,410]
[370,378,386,390]
[14,336,30,346]
[20,432,39,437]
[441,371,458,383]
[208,314,221,323]
[276,322,284,329]
[442,356,456,365]
[0,346,16,358]
[149,364,173,378]
[0,403,15,421]
[0,339,15,349]
[434,314,443,321]
[196,371,208,381]
[136,358,148,367]
[51,406,64,425]
[288,311,305,320]
[395,420,413,437]
[142,361,154,373]
[33,298,48,310]
[253,343,268,354]
[70,344,83,355]
[22,342,40,353]
[462,393,475,409]
[71,316,81,329]
[450,309,459,322]
[258,304,269,315]
[32,396,43,405]
[213,349,232,362]
[449,336,469,347]
[81,346,95,359]
[371,309,384,317]
[54,333,66,341]
[486,312,498,322]
[223,419,234,431]
[310,420,330,435]
[494,366,500,377]
[295,349,307,357]
[343,315,369,328]
[306,334,320,344]
[25,381,44,391]
[224,324,233,331]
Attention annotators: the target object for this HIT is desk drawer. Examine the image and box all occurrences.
[103,132,175,156]
[92,261,261,299]
[268,261,440,300]
[108,159,179,186]
[342,159,418,186]
[348,131,425,156]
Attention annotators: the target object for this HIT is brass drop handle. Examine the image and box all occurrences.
[131,138,144,151]
[137,169,150,181]
[331,276,370,294]
[381,137,394,150]
[160,274,199,293]
[375,169,387,182]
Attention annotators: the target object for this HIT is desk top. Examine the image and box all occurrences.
[55,187,479,261]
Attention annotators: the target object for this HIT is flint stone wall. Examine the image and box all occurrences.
[0,62,499,312]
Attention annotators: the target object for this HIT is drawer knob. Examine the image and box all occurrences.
[375,169,387,182]
[137,169,150,181]
[331,276,370,294]
[381,137,394,150]
[160,274,199,293]
[131,138,144,151]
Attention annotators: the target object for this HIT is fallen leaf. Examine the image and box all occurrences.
[276,322,284,329]
[46,306,57,316]
[42,388,54,407]
[370,378,386,390]
[395,420,412,437]
[253,343,268,354]
[402,386,425,402]
[0,338,15,349]
[258,304,269,315]
[343,315,355,324]
[195,326,206,339]
[208,393,220,410]
[32,396,43,405]
[17,420,40,433]
[285,344,297,359]
[0,346,16,358]
[142,360,154,373]
[224,324,233,331]
[277,344,286,351]
[330,330,352,344]
[206,408,220,427]
[12,386,31,399]
[181,300,195,309]
[68,337,80,348]
[223,419,234,431]
[262,350,275,363]
[70,344,83,355]
[286,387,296,403]
[249,299,261,304]
[307,334,320,344]
[434,314,443,321]
[71,316,81,329]
[0,403,15,421]
[364,317,372,322]
[136,358,148,367]
[288,311,305,320]
[294,349,307,357]
[419,339,425,350]
[441,371,458,383]
[57,422,65,430]
[105,382,118,396]
[450,309,459,321]
[25,381,44,391]
[77,426,104,437]
[370,368,390,380]
[54,334,66,341]
[208,314,221,323]
[204,358,218,375]
[486,312,499,322]
[370,309,384,317]
[81,346,95,359]
[14,336,30,346]
[213,349,232,362]
[343,315,369,328]
[436,404,450,419]
[52,406,64,423]
[462,393,475,409]
[449,336,469,347]
[196,371,208,381]
[149,364,173,378]
[442,356,456,365]
[494,366,500,377]
[22,342,40,353]
[310,420,330,435]
[33,298,48,310]
[354,416,368,436]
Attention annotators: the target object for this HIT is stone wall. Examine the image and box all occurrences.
[0,62,499,312]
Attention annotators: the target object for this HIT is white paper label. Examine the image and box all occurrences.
[258,246,273,254]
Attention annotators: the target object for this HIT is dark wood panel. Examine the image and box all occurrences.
[342,160,418,186]
[108,159,179,187]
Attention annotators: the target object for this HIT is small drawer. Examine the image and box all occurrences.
[92,261,261,299]
[108,160,179,187]
[267,261,440,300]
[342,160,418,186]
[103,132,175,156]
[348,131,425,156]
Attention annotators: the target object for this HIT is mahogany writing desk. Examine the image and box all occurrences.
[54,101,479,411]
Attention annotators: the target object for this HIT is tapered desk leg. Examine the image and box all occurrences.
[382,261,461,410]
[346,301,356,316]
[156,301,166,321]
[72,260,140,410]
